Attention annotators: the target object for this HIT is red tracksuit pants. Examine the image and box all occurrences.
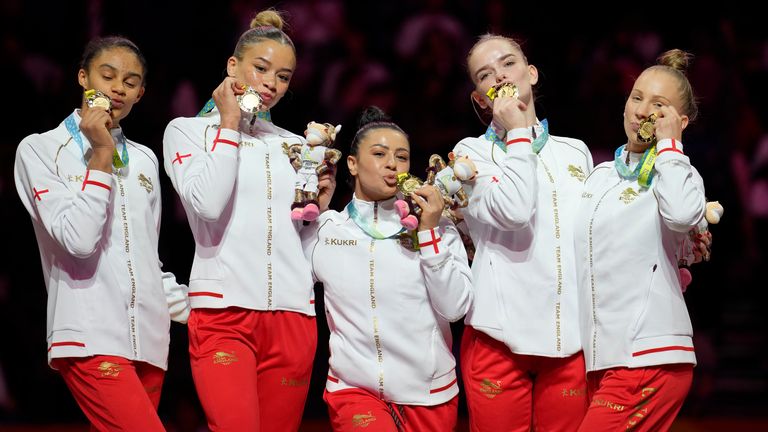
[461,326,588,432]
[577,364,693,431]
[53,355,165,432]
[324,387,458,432]
[188,308,317,432]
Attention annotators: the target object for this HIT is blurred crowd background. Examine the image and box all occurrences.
[1,0,766,430]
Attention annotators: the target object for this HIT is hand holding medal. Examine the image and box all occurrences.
[628,111,664,189]
[653,105,685,143]
[79,89,115,169]
[80,89,131,171]
[213,77,249,130]
[411,185,444,232]
[486,83,526,131]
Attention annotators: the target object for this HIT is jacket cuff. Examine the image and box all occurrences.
[504,128,532,147]
[656,138,684,157]
[418,228,444,258]
[81,169,113,193]
[504,128,533,155]
[211,128,240,153]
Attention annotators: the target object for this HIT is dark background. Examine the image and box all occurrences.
[1,1,766,430]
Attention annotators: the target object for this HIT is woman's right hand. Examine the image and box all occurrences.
[80,104,114,171]
[412,185,444,232]
[492,96,528,132]
[213,77,246,130]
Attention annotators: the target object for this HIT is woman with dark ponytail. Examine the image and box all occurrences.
[302,106,473,431]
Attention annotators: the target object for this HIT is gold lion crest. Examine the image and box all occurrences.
[138,173,153,193]
[351,411,377,427]
[97,361,123,377]
[567,164,586,182]
[619,187,639,205]
[480,378,503,399]
[213,351,239,365]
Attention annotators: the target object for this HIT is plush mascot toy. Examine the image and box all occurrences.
[394,152,478,230]
[285,122,342,221]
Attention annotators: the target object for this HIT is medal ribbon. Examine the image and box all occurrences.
[485,119,549,154]
[346,201,405,240]
[614,144,657,188]
[65,112,128,167]
[196,97,272,122]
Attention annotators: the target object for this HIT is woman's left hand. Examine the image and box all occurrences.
[654,105,684,142]
[692,230,713,263]
[317,165,337,213]
[412,185,444,231]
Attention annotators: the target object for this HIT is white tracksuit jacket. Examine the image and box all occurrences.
[14,109,189,369]
[302,197,473,405]
[574,139,705,372]
[163,110,315,314]
[454,124,593,357]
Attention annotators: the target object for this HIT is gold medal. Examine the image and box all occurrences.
[396,172,424,196]
[85,89,112,112]
[237,86,263,114]
[486,83,518,101]
[637,113,658,144]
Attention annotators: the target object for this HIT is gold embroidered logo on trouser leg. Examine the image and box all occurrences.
[352,411,377,428]
[480,378,503,399]
[212,351,239,365]
[97,362,123,377]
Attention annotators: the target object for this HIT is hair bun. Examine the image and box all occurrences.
[358,106,391,129]
[250,9,284,30]
[657,49,693,74]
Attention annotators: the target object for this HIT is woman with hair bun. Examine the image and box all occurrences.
[302,106,473,431]
[574,49,706,431]
[163,9,333,431]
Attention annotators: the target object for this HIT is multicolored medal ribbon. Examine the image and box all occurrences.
[485,118,549,154]
[196,98,218,117]
[65,113,128,168]
[614,144,658,188]
[346,201,405,240]
[65,114,88,165]
[111,138,129,168]
[196,97,272,122]
[195,98,272,123]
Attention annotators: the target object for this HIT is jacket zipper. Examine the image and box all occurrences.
[586,180,622,369]
[117,175,139,358]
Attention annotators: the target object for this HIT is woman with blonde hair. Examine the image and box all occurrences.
[575,49,705,431]
[163,9,334,431]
